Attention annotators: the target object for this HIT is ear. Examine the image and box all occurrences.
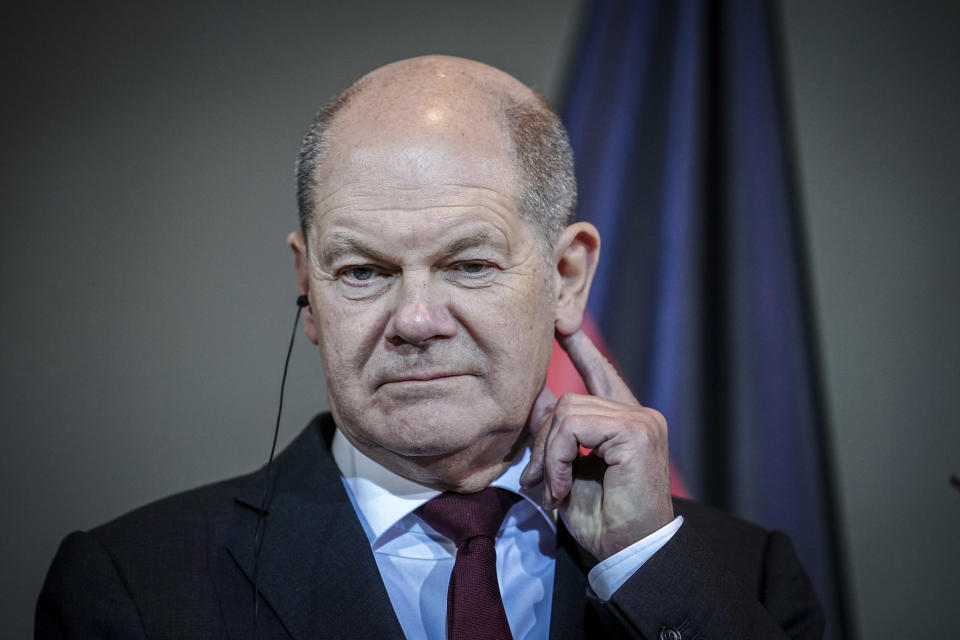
[551,222,601,335]
[287,231,319,345]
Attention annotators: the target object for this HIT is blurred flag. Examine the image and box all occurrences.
[546,0,851,637]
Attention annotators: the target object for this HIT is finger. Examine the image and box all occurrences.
[526,385,557,437]
[528,392,631,496]
[520,387,557,487]
[541,413,624,509]
[558,330,637,405]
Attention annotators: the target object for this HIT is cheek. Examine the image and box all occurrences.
[457,279,556,377]
[511,276,558,376]
[514,298,557,372]
[313,292,385,372]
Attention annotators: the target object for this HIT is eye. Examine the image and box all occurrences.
[337,265,387,286]
[457,262,489,274]
[447,260,497,284]
[343,266,376,281]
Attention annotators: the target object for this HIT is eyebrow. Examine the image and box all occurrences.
[320,229,503,264]
[443,230,497,254]
[321,234,391,264]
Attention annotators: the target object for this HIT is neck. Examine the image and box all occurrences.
[341,427,529,493]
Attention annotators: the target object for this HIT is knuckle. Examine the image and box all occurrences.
[554,392,585,412]
[646,407,667,427]
[623,416,665,446]
[552,414,575,440]
[628,408,667,434]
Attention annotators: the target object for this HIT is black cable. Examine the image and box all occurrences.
[252,294,309,637]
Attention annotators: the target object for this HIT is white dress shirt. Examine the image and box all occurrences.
[332,429,682,640]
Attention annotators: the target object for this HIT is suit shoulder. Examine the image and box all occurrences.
[85,466,262,558]
[72,413,332,553]
[43,471,265,616]
[39,475,261,638]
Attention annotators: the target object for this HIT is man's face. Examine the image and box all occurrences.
[298,108,558,475]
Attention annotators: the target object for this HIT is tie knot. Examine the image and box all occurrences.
[416,487,519,546]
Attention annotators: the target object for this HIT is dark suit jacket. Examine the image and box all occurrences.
[37,413,823,639]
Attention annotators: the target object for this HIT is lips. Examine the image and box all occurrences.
[377,372,473,388]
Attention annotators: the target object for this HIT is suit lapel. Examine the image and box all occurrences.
[223,415,405,640]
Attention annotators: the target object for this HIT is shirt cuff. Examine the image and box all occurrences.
[586,515,684,601]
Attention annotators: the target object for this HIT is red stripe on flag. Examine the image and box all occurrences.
[545,315,690,498]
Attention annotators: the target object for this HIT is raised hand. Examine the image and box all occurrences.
[520,329,674,560]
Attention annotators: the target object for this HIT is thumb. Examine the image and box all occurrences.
[520,385,557,488]
[526,385,557,437]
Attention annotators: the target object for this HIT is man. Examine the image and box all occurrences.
[37,56,823,639]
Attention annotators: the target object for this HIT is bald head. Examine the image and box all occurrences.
[295,56,576,247]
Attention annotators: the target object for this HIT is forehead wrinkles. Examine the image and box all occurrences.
[316,130,519,195]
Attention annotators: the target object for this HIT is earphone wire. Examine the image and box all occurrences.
[252,294,309,638]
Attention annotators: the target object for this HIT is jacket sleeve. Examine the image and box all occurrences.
[36,531,148,640]
[589,522,825,639]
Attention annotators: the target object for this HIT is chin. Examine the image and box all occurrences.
[368,401,521,458]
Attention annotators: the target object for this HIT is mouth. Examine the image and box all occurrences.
[377,372,473,388]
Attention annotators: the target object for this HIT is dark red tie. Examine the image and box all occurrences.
[416,488,520,640]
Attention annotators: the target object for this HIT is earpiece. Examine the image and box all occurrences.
[252,294,307,637]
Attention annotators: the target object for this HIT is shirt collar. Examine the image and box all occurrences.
[332,428,554,543]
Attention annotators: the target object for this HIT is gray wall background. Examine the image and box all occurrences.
[780,1,960,636]
[1,2,957,638]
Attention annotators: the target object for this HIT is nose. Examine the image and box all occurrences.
[384,271,457,347]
